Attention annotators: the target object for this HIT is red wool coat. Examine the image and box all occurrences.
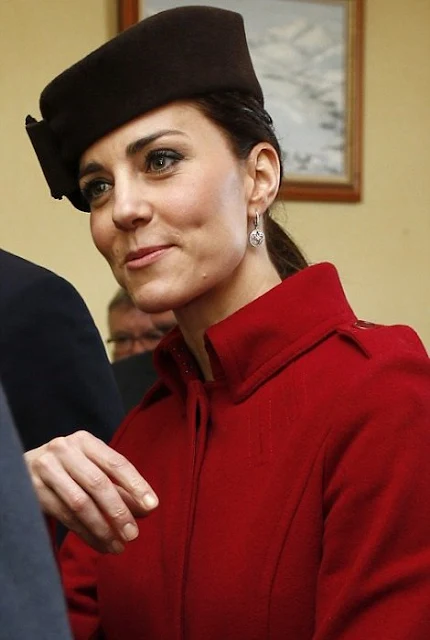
[60,263,430,639]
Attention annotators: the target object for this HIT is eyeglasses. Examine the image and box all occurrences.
[106,330,165,352]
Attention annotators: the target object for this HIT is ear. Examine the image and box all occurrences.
[244,142,280,214]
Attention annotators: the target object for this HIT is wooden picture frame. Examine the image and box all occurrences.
[118,0,364,203]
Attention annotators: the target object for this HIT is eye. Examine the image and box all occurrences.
[145,149,183,174]
[80,178,112,204]
[145,329,164,342]
[106,334,131,346]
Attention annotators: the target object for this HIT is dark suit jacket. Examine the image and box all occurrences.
[112,350,158,413]
[0,249,124,450]
[0,382,72,639]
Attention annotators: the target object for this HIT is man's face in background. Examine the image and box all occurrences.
[108,304,176,361]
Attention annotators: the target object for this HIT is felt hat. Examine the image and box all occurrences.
[25,5,263,211]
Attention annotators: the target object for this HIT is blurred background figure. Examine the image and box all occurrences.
[0,249,124,452]
[108,288,177,412]
[111,351,160,414]
[107,287,176,361]
[0,382,72,640]
[0,249,125,545]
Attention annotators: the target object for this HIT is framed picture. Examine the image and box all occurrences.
[118,0,364,203]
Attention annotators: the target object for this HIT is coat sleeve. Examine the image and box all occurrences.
[314,352,430,639]
[1,269,124,450]
[0,384,72,640]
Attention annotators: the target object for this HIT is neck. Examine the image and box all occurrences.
[176,251,281,381]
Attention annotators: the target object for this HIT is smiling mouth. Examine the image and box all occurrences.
[124,245,174,269]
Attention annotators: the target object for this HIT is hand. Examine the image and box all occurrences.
[24,430,158,554]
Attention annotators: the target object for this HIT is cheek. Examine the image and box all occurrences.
[179,165,246,231]
[90,214,128,289]
[176,170,248,267]
[187,205,248,281]
[90,211,113,260]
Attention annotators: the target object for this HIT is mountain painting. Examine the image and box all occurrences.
[143,0,350,179]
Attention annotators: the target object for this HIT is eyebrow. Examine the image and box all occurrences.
[78,129,186,180]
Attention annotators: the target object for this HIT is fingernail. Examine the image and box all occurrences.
[122,523,138,541]
[110,540,125,554]
[142,492,158,510]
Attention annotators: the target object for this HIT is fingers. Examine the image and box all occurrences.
[34,482,123,554]
[72,431,159,513]
[115,484,158,517]
[33,457,127,553]
[25,431,159,554]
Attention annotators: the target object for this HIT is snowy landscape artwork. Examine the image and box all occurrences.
[141,0,353,183]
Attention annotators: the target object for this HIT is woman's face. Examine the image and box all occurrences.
[79,102,260,314]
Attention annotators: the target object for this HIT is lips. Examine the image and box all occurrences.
[124,245,174,268]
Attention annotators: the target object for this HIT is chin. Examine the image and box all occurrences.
[131,287,175,314]
[124,273,197,313]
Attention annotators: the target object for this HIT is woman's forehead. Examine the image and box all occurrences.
[79,102,216,166]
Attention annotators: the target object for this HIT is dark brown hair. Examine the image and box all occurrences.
[193,92,308,279]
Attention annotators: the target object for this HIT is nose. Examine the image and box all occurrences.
[130,339,148,356]
[112,175,153,230]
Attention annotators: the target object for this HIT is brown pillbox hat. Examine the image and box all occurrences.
[25,5,263,212]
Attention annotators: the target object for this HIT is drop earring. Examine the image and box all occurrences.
[248,211,265,247]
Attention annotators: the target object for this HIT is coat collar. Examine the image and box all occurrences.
[148,263,356,406]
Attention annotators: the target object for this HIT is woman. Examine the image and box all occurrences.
[25,6,430,639]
